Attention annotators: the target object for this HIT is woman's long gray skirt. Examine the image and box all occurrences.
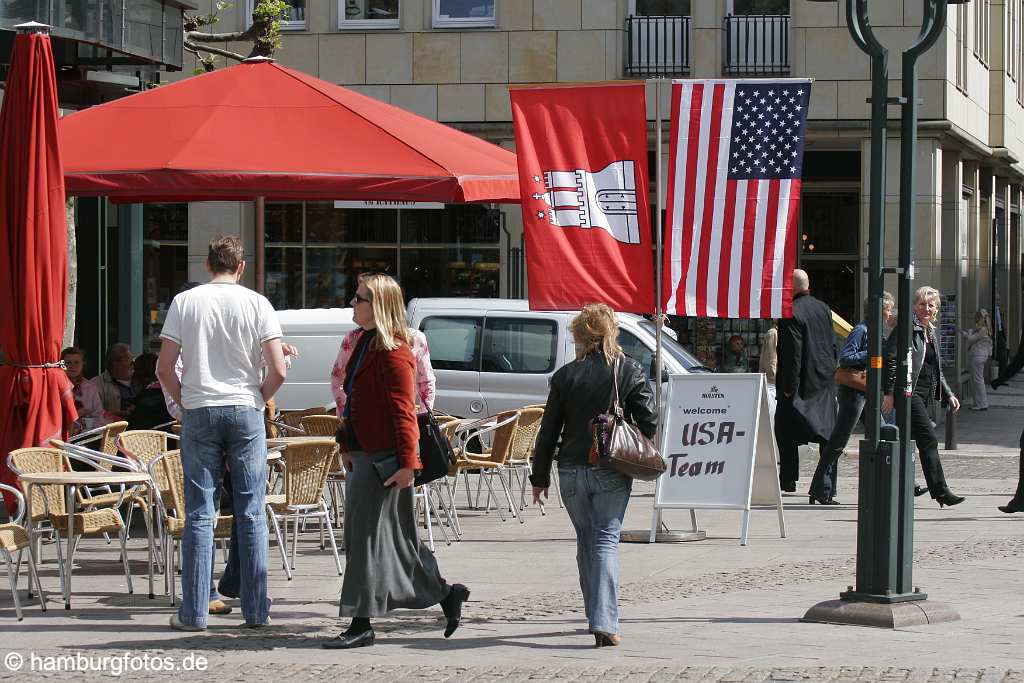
[339,450,449,618]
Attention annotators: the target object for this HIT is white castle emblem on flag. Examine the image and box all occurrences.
[531,160,641,244]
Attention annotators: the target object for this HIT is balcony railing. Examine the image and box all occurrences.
[724,13,790,75]
[625,14,691,77]
[1,0,194,70]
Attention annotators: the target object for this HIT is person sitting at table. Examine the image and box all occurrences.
[128,353,174,430]
[90,342,136,420]
[62,346,105,433]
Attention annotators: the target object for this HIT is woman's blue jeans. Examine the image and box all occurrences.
[558,465,632,635]
[810,385,866,500]
[179,406,269,628]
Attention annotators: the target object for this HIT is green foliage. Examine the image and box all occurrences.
[251,0,290,57]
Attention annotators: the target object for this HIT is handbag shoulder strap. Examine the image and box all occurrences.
[611,355,624,418]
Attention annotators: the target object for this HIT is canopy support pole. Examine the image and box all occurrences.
[255,196,265,294]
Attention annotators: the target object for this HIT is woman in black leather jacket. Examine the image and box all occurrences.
[882,286,964,507]
[530,303,657,648]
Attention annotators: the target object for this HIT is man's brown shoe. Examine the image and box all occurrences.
[208,599,233,615]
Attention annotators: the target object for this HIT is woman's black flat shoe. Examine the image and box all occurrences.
[998,498,1024,513]
[322,629,375,649]
[935,491,965,508]
[441,583,471,638]
[808,494,839,505]
[913,485,928,497]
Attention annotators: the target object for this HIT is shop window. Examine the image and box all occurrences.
[264,201,499,309]
[340,0,400,29]
[421,316,482,371]
[433,0,495,27]
[142,204,188,351]
[246,0,307,30]
[482,318,557,374]
[400,247,499,300]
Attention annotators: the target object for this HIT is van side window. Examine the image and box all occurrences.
[482,318,558,374]
[421,316,482,371]
[618,329,654,379]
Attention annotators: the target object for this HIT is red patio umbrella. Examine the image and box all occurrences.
[0,25,77,514]
[59,58,519,203]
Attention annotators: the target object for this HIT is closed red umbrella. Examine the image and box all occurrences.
[0,25,76,514]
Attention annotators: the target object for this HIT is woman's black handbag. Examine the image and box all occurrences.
[592,357,667,482]
[415,409,456,486]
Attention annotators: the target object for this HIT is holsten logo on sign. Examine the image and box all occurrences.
[701,385,725,399]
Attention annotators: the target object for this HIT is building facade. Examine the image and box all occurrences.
[86,0,1024,388]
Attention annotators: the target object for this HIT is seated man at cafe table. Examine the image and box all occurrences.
[89,342,136,420]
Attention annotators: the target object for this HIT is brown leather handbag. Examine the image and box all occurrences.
[834,366,867,393]
[591,357,667,482]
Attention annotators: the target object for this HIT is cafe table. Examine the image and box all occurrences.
[19,471,155,609]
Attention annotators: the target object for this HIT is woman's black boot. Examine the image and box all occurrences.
[440,583,471,638]
[935,490,965,508]
[998,450,1024,513]
[323,618,375,649]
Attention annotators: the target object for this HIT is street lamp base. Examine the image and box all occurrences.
[801,597,960,629]
[619,529,707,543]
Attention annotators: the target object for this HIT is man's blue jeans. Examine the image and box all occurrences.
[179,406,269,628]
[810,385,866,500]
[558,465,632,636]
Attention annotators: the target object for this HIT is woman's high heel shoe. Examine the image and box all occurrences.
[594,632,621,647]
[808,494,839,505]
[998,498,1024,513]
[935,491,965,508]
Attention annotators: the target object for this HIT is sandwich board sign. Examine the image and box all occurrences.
[650,373,785,546]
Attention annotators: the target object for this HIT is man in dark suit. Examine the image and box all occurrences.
[774,269,838,492]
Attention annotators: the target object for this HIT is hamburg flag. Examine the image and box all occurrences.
[510,83,655,313]
[662,79,811,319]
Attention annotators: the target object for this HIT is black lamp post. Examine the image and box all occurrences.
[803,0,967,627]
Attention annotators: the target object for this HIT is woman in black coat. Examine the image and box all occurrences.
[530,303,657,648]
[882,286,963,507]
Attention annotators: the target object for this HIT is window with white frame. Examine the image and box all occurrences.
[246,0,306,30]
[973,0,990,66]
[956,4,969,94]
[340,0,400,29]
[433,0,495,28]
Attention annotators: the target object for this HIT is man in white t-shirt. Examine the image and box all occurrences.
[158,235,286,631]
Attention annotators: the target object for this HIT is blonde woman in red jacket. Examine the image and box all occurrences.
[323,273,469,650]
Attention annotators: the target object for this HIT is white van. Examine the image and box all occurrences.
[275,299,706,414]
[406,298,706,417]
[275,308,356,410]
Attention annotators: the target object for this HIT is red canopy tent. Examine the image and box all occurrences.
[0,26,77,514]
[58,58,519,204]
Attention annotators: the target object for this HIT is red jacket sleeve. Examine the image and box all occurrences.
[382,345,422,470]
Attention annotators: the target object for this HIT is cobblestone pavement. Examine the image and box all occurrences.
[2,408,1023,680]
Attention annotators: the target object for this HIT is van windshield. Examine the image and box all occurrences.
[637,321,708,372]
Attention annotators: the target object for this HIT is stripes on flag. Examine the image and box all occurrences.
[662,79,811,319]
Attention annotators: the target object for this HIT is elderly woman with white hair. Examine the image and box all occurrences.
[882,286,964,507]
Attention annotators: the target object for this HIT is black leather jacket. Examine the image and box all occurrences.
[883,318,953,404]
[530,352,657,489]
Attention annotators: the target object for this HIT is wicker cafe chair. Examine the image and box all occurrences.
[0,483,47,620]
[448,410,523,524]
[6,448,134,602]
[300,414,346,525]
[273,406,329,435]
[265,439,341,581]
[504,406,546,513]
[149,450,233,605]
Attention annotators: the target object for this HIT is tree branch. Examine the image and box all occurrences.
[185,26,259,43]
[183,39,247,64]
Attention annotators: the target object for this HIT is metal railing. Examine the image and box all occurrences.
[0,0,189,68]
[625,14,691,77]
[724,13,790,75]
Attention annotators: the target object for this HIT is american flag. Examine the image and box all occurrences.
[662,79,811,319]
